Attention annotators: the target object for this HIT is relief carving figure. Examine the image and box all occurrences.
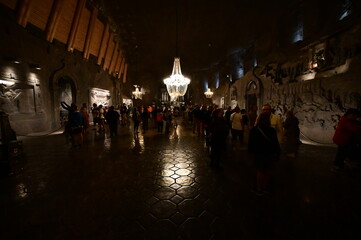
[0,84,22,113]
[60,83,73,105]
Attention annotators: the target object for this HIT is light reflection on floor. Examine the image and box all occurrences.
[131,134,145,154]
[159,149,197,188]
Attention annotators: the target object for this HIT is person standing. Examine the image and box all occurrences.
[248,104,258,128]
[332,108,361,172]
[141,106,149,133]
[257,104,284,143]
[105,106,120,137]
[230,107,245,145]
[248,112,280,196]
[283,111,300,158]
[209,108,229,169]
[156,109,164,133]
[97,105,105,132]
[60,101,76,142]
[120,104,128,126]
[69,105,85,147]
[80,103,90,134]
[132,107,141,135]
[163,108,172,134]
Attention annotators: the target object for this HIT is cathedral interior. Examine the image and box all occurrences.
[1,0,361,239]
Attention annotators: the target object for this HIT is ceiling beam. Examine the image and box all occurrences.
[45,0,65,42]
[16,0,33,27]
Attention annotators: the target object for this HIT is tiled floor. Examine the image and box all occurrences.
[1,121,361,239]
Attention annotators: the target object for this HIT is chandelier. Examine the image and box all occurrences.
[132,86,142,99]
[164,58,190,101]
[163,0,190,101]
[204,88,214,98]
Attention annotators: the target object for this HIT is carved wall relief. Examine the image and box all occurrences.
[0,83,36,114]
[265,77,361,143]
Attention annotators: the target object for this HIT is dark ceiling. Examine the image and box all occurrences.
[97,0,298,81]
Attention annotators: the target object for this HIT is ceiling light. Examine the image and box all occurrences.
[204,88,214,98]
[163,0,190,101]
[30,64,41,70]
[132,86,142,99]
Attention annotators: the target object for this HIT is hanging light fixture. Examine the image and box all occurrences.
[204,88,214,98]
[163,0,190,101]
[132,85,142,99]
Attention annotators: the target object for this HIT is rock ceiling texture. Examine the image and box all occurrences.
[97,0,327,81]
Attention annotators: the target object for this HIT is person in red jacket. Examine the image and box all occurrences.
[332,108,361,171]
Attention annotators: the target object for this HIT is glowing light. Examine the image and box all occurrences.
[163,58,190,101]
[204,88,214,98]
[215,72,220,88]
[339,0,351,20]
[293,19,304,43]
[132,87,142,99]
[237,68,244,78]
[0,80,15,86]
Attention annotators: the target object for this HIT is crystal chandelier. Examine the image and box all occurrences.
[132,86,142,99]
[204,88,214,98]
[164,58,190,101]
[163,0,190,101]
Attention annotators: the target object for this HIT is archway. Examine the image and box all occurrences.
[246,81,258,112]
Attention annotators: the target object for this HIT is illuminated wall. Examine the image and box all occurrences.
[0,2,123,135]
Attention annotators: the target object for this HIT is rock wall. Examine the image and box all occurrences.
[0,6,119,135]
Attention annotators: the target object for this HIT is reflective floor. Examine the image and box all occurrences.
[1,121,361,239]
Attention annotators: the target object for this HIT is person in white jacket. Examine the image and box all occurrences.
[230,107,245,144]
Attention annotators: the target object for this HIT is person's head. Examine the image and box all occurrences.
[286,111,294,118]
[234,106,240,113]
[109,106,115,111]
[256,112,271,128]
[71,103,77,110]
[241,109,246,114]
[262,104,272,113]
[212,108,223,118]
[344,108,360,120]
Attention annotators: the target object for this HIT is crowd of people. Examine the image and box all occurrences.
[60,101,361,197]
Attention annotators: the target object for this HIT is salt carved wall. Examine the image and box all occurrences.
[224,54,361,144]
[0,5,118,135]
